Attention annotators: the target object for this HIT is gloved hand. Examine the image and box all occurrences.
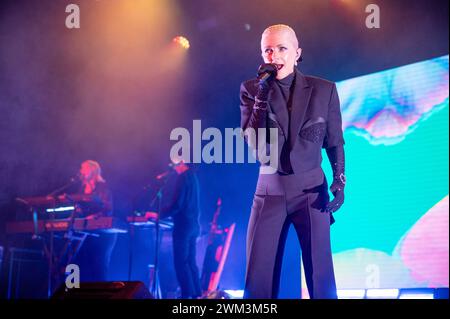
[256,63,277,101]
[325,145,346,213]
[326,178,345,213]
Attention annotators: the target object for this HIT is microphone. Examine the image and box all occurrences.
[156,163,175,180]
[257,63,278,83]
[156,171,171,180]
[46,173,80,197]
[257,72,272,82]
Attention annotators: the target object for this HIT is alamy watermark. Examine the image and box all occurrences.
[65,263,80,290]
[366,4,381,29]
[169,120,279,174]
[65,4,80,29]
[365,263,381,288]
[65,3,380,30]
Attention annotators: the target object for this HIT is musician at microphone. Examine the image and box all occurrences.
[70,160,117,282]
[159,157,202,299]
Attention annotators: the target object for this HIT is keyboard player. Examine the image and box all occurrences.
[69,160,117,282]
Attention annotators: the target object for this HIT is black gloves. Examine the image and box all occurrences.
[325,145,346,213]
[255,63,277,102]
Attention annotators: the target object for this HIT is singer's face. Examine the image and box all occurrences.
[261,30,301,80]
[79,163,94,182]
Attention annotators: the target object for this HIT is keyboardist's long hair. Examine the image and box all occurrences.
[82,160,106,184]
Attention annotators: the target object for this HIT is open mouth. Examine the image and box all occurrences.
[274,64,284,70]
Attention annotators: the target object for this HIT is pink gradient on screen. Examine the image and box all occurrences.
[399,195,449,287]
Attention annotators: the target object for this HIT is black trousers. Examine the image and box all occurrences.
[172,231,201,298]
[244,178,337,299]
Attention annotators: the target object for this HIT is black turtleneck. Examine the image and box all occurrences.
[273,70,296,175]
[275,71,296,113]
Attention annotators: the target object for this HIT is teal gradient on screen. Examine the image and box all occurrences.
[317,55,449,290]
[330,104,448,253]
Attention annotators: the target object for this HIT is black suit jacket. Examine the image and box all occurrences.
[160,168,201,237]
[240,69,344,196]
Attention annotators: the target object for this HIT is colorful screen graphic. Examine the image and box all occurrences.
[302,55,449,293]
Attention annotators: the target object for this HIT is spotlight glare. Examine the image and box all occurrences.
[366,289,399,299]
[173,36,190,49]
[399,293,434,299]
[223,289,244,299]
[337,289,366,299]
[399,289,436,299]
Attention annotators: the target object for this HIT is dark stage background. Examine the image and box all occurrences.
[0,0,448,298]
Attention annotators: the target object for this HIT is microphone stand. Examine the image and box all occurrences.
[44,177,78,297]
[148,175,170,299]
[46,176,79,197]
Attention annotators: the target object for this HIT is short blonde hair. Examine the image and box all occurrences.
[262,24,299,48]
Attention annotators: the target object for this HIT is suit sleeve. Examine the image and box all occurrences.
[239,82,268,150]
[323,83,345,149]
[160,174,186,219]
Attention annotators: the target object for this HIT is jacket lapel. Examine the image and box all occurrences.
[289,70,312,149]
